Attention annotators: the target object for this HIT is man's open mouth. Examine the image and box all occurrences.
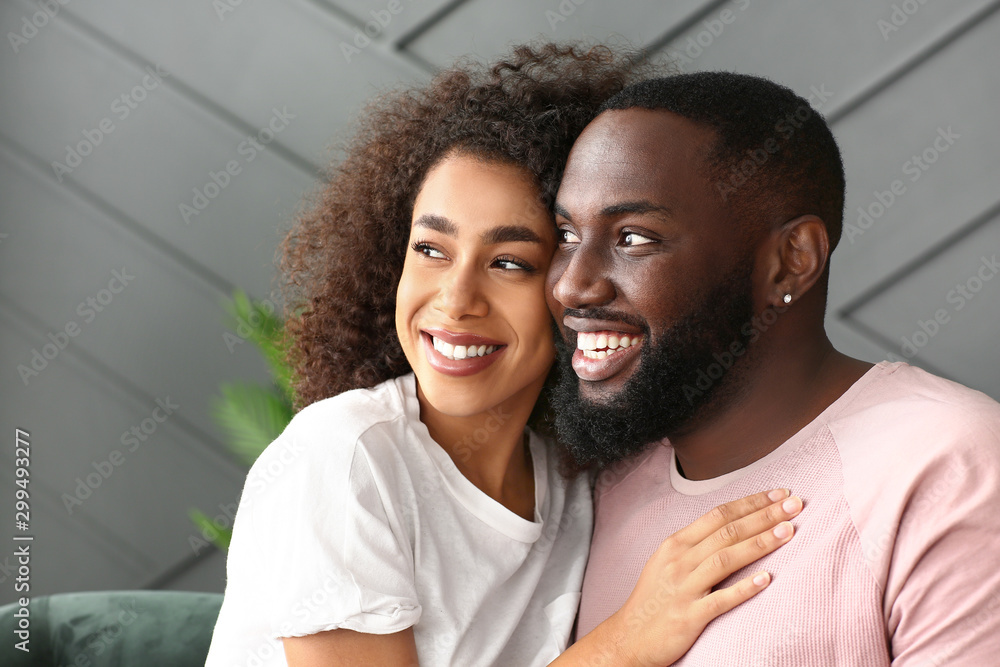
[577,331,643,359]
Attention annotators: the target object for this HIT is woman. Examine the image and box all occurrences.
[206,43,801,666]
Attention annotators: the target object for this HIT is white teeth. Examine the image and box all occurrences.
[431,337,499,361]
[579,333,642,359]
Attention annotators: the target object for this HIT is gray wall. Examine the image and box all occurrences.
[1,0,998,602]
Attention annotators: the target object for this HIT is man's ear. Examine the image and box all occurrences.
[760,215,830,308]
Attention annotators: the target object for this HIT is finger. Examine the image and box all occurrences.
[690,520,795,589]
[694,571,772,624]
[664,489,790,549]
[685,495,803,565]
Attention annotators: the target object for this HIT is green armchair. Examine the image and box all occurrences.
[0,590,223,666]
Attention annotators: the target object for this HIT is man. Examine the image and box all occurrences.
[547,72,1000,665]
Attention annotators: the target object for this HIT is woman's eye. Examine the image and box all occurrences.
[412,242,446,259]
[558,228,581,244]
[493,256,535,272]
[622,232,655,246]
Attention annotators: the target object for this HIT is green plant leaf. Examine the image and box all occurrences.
[224,290,295,402]
[188,508,232,551]
[212,382,293,466]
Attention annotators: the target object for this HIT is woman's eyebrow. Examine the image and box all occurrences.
[481,225,544,245]
[413,213,457,236]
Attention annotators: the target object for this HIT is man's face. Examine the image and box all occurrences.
[546,108,757,467]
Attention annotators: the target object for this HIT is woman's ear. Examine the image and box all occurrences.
[760,215,830,308]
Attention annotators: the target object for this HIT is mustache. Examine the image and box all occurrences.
[558,307,649,335]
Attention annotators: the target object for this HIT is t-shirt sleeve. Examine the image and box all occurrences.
[878,415,1000,665]
[224,406,421,640]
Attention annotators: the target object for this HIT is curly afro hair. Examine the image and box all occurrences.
[280,42,658,409]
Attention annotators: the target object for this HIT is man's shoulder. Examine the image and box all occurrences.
[831,361,1000,453]
[830,362,1000,537]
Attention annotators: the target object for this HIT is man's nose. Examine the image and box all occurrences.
[550,245,615,311]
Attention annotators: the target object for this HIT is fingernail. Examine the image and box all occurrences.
[773,522,793,539]
[782,496,802,514]
[753,572,770,587]
[768,488,789,502]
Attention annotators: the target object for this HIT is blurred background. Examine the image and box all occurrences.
[1,0,998,604]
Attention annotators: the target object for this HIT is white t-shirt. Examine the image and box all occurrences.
[206,373,593,667]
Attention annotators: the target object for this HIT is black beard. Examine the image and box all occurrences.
[551,262,756,470]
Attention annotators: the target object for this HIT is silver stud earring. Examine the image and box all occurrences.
[783,294,792,304]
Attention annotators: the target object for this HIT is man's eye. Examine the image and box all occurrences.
[622,232,655,246]
[558,229,581,244]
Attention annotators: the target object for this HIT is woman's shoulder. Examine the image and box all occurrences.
[245,375,415,490]
[290,374,412,442]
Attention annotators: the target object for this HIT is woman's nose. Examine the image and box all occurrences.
[432,265,489,320]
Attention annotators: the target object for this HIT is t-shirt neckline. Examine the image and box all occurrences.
[669,360,893,495]
[396,373,547,543]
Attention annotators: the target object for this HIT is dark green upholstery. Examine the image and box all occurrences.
[0,590,223,666]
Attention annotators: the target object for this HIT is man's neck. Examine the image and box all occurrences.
[670,339,873,481]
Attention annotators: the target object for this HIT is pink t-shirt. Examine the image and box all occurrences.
[578,361,1000,666]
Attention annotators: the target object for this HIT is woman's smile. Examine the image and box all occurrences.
[421,329,507,377]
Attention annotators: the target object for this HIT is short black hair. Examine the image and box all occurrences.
[599,72,846,250]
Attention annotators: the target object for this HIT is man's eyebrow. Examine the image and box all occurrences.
[554,203,572,221]
[412,214,457,236]
[481,225,544,245]
[601,201,674,218]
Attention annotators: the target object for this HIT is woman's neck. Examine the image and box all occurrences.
[416,377,543,520]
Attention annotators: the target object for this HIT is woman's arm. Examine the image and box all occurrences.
[283,627,420,666]
[550,488,802,667]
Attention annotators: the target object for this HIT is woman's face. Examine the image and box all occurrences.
[395,152,557,419]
